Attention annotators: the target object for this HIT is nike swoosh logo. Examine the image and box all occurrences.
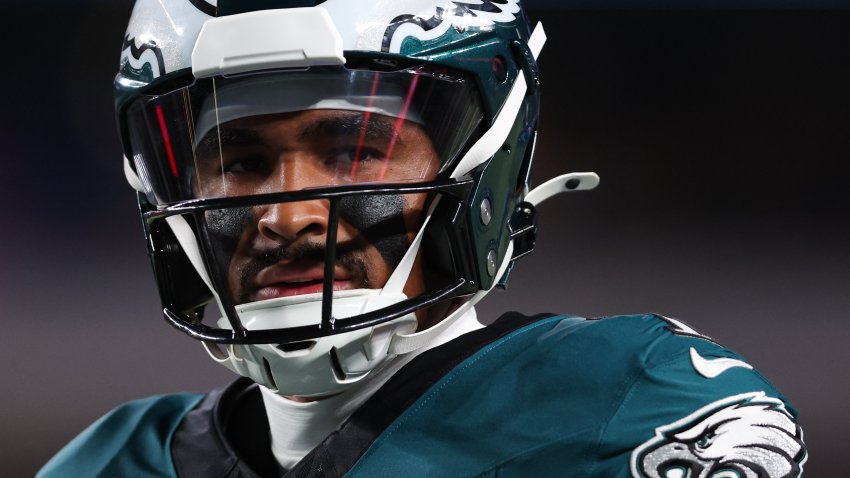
[689,347,753,378]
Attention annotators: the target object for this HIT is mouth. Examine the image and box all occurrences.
[249,262,355,302]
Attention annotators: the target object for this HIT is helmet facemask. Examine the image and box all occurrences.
[126,65,485,396]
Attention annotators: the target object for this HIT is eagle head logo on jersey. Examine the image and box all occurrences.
[631,392,806,478]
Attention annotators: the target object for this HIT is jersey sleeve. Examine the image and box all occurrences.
[37,393,203,478]
[590,319,807,478]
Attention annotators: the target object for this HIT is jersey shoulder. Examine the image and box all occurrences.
[38,393,204,478]
[584,313,789,399]
[485,312,787,405]
[347,312,807,478]
[552,313,808,478]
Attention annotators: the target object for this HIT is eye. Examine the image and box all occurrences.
[328,146,385,166]
[225,156,269,173]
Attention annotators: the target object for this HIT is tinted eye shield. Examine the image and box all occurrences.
[143,177,478,345]
[122,66,484,206]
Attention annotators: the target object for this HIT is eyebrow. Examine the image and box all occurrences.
[193,112,404,161]
[194,127,264,160]
[298,113,399,144]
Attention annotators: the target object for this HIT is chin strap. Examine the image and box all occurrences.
[124,156,145,192]
[388,240,513,355]
[388,172,600,355]
[381,196,440,297]
[525,172,600,206]
[163,214,229,320]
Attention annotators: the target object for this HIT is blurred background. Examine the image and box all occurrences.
[1,1,848,476]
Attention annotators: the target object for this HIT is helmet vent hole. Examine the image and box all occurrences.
[492,56,508,83]
[261,357,278,390]
[275,341,317,354]
[329,347,347,381]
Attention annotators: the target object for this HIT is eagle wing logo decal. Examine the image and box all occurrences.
[119,35,165,82]
[188,0,216,17]
[382,0,520,53]
[631,392,807,478]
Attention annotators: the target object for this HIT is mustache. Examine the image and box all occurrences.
[236,240,371,303]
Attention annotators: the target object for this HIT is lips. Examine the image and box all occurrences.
[250,261,354,301]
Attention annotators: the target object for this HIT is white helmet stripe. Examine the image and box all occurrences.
[527,19,547,59]
[450,22,545,179]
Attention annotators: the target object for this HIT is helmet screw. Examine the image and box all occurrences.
[480,197,492,226]
[486,248,498,276]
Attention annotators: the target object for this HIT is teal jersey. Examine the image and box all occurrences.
[38,393,203,478]
[39,313,807,478]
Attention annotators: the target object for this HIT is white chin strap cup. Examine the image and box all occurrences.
[204,290,418,398]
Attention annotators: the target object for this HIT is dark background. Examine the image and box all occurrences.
[2,1,848,476]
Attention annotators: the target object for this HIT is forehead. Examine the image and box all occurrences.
[206,109,434,150]
[229,109,414,136]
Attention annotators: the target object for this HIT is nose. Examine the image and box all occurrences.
[257,199,329,243]
[256,156,341,243]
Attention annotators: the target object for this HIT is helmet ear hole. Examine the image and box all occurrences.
[148,216,213,316]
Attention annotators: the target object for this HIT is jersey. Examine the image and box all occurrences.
[38,313,807,477]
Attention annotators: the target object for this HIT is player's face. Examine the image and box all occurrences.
[193,109,441,305]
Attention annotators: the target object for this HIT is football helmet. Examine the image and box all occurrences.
[116,0,598,397]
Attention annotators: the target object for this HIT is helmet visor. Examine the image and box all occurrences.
[125,66,483,205]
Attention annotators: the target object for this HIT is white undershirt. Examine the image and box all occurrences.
[259,307,483,470]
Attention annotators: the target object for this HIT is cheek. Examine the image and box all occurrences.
[338,194,411,270]
[206,207,255,253]
[205,207,256,293]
